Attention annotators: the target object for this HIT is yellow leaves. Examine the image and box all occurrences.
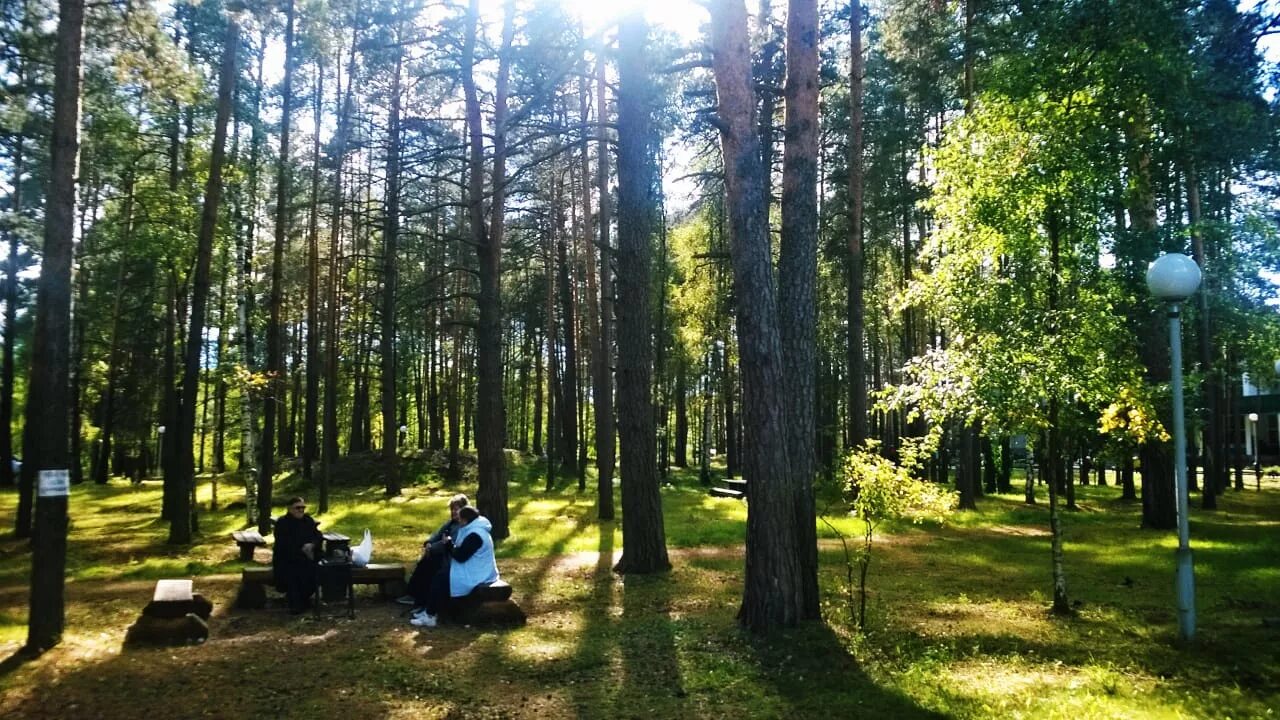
[231,365,274,398]
[1098,387,1168,445]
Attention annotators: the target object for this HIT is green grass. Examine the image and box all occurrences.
[0,454,1276,719]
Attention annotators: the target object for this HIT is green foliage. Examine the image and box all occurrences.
[889,92,1156,449]
[828,441,956,629]
[845,442,956,531]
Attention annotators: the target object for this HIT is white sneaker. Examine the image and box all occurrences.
[410,613,438,628]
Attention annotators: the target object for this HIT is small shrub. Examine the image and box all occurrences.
[824,440,956,629]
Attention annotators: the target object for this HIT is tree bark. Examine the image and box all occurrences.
[1046,209,1070,614]
[779,0,821,619]
[709,0,803,631]
[594,51,616,520]
[382,42,403,497]
[1186,162,1217,510]
[259,0,296,532]
[1126,110,1176,531]
[172,18,237,544]
[24,0,82,652]
[846,0,868,449]
[463,0,510,537]
[323,32,358,514]
[674,360,688,468]
[236,31,265,527]
[556,188,578,476]
[303,60,322,492]
[1,135,23,490]
[612,11,670,574]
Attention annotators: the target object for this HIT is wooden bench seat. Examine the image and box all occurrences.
[126,579,212,646]
[466,579,513,603]
[235,563,408,609]
[445,580,524,627]
[232,530,267,561]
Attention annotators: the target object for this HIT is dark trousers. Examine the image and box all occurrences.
[277,562,317,612]
[408,553,447,606]
[425,570,451,616]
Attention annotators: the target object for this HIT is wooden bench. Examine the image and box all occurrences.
[445,580,525,627]
[465,579,513,603]
[234,563,408,609]
[709,477,748,500]
[232,530,267,561]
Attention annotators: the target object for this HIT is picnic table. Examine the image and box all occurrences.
[234,563,408,610]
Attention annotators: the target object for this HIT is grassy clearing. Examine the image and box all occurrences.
[0,455,1276,719]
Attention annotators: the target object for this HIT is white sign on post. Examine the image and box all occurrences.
[37,469,70,498]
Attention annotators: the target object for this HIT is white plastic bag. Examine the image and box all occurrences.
[351,529,373,567]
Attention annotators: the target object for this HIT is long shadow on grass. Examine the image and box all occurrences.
[0,647,36,679]
[0,628,414,719]
[616,571,686,712]
[562,512,618,716]
[745,620,945,718]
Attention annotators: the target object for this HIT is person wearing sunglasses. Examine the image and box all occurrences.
[272,496,324,614]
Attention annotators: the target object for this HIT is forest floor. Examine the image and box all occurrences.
[0,455,1276,719]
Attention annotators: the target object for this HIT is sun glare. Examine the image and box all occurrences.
[514,0,707,40]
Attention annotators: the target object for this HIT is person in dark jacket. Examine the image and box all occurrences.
[272,496,323,614]
[399,493,469,608]
[410,505,499,628]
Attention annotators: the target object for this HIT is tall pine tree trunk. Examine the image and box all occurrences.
[1186,162,1217,510]
[260,0,296,532]
[846,0,868,448]
[303,60,322,491]
[1,136,23,490]
[612,11,669,574]
[709,0,803,630]
[463,0,511,537]
[594,51,615,519]
[172,18,237,544]
[236,31,265,527]
[382,43,403,496]
[1126,110,1176,530]
[323,33,358,513]
[780,0,821,619]
[24,0,83,652]
[556,207,578,476]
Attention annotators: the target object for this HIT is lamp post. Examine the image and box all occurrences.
[156,425,166,478]
[1146,252,1202,642]
[1248,412,1261,490]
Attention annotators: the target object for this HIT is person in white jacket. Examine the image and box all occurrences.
[410,506,499,627]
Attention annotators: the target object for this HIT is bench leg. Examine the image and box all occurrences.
[379,578,408,599]
[235,582,267,610]
[237,545,256,562]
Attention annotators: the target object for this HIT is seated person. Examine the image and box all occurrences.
[272,496,323,614]
[400,493,469,608]
[410,505,499,628]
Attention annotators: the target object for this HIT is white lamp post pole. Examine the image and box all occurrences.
[1147,252,1202,642]
[157,425,167,479]
[1248,412,1261,489]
